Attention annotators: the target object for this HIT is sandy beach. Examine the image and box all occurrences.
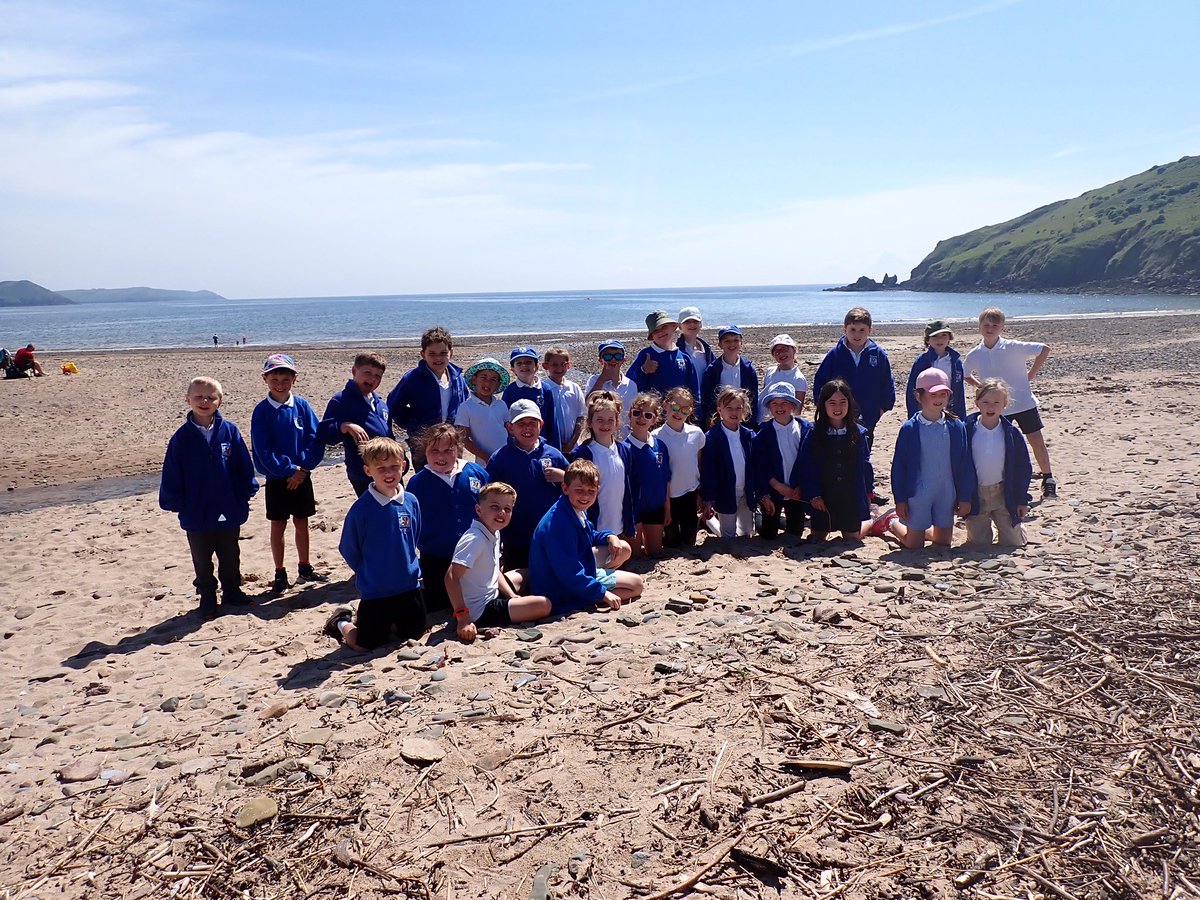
[2,312,1200,899]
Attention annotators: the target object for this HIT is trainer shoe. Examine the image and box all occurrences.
[296,563,329,584]
[222,589,254,607]
[269,569,290,596]
[871,490,890,505]
[198,594,219,619]
[1042,475,1057,498]
[324,608,353,640]
[868,508,898,538]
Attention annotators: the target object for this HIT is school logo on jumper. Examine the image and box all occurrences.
[398,513,412,529]
[869,356,878,367]
[220,442,231,459]
[468,477,482,492]
[294,419,303,429]
[676,357,686,369]
[655,451,664,465]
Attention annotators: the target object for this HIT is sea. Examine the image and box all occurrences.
[4,284,1200,352]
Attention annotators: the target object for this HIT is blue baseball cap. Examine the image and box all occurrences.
[510,345,538,363]
[717,325,743,341]
[598,339,624,354]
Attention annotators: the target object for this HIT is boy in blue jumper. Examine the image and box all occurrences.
[485,399,569,569]
[387,327,469,468]
[326,438,425,652]
[699,326,760,426]
[502,346,559,448]
[319,352,391,497]
[251,354,327,596]
[160,377,259,619]
[629,310,698,399]
[528,460,644,615]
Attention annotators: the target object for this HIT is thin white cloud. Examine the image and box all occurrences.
[0,78,140,109]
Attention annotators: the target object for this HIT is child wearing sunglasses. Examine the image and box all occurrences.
[585,339,638,438]
[624,392,672,558]
[651,386,705,549]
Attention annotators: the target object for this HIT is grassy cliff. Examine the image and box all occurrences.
[0,280,76,307]
[906,155,1200,293]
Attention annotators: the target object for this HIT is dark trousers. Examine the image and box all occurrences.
[187,528,242,599]
[351,479,370,498]
[419,555,452,612]
[759,499,806,540]
[663,490,700,548]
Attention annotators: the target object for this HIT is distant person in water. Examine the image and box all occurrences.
[213,334,219,347]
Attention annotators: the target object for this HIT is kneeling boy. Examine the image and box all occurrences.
[445,482,552,642]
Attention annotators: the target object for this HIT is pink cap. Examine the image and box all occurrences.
[915,368,952,394]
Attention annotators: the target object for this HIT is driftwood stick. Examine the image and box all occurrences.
[638,830,747,900]
[746,779,806,806]
[424,817,586,848]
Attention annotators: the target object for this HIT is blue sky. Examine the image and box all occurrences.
[1,0,1197,298]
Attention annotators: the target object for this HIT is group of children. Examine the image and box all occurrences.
[159,304,1054,649]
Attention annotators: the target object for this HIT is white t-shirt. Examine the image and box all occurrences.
[772,418,801,482]
[932,354,954,379]
[544,378,586,447]
[680,338,709,376]
[971,420,1006,486]
[719,359,742,388]
[587,440,626,534]
[450,519,502,621]
[652,423,704,497]
[761,367,808,420]
[585,372,639,438]
[454,394,511,462]
[722,424,746,499]
[437,376,452,421]
[963,338,1044,414]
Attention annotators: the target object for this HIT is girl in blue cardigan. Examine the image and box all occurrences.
[964,378,1032,546]
[700,386,756,538]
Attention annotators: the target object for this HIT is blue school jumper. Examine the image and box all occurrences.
[485,438,570,558]
[319,380,391,489]
[699,424,757,514]
[502,379,560,448]
[965,413,1033,526]
[699,357,760,427]
[752,418,812,502]
[798,424,874,522]
[629,345,698,398]
[624,435,672,517]
[387,360,469,440]
[676,335,715,394]
[891,414,977,508]
[406,463,489,560]
[571,440,637,536]
[250,395,324,480]
[906,347,967,421]
[812,338,896,429]
[160,412,259,532]
[338,489,422,601]
[528,495,616,614]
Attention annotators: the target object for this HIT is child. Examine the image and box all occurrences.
[570,391,636,542]
[753,382,811,540]
[455,357,511,463]
[484,399,569,568]
[965,378,1032,547]
[326,438,424,651]
[800,379,877,541]
[542,347,587,453]
[529,460,644,614]
[906,320,966,421]
[760,334,807,421]
[877,368,976,550]
[652,386,705,548]
[407,424,489,613]
[629,310,698,398]
[502,346,559,448]
[700,386,756,538]
[624,392,672,558]
[699,325,759,426]
[251,354,328,596]
[963,307,1056,497]
[676,306,715,392]
[387,326,469,468]
[319,352,391,497]
[446,482,553,643]
[584,339,638,437]
[159,377,259,618]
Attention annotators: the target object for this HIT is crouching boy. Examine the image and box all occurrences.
[327,438,425,651]
[445,482,552,642]
[529,459,643,615]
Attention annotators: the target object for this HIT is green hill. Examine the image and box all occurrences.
[0,280,76,307]
[906,155,1200,293]
[59,287,226,303]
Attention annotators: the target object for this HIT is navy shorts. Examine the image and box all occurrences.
[473,594,513,628]
[265,477,316,521]
[1005,407,1044,435]
[638,505,666,526]
[355,589,426,649]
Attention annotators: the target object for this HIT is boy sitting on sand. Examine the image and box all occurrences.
[159,377,259,619]
[319,352,391,497]
[446,482,553,643]
[326,438,425,652]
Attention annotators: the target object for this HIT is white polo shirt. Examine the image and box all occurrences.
[450,519,502,621]
[963,338,1044,414]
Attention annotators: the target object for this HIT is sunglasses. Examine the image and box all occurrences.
[600,352,625,362]
[667,402,693,414]
[630,409,657,419]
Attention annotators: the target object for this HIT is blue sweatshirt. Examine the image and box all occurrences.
[624,435,672,516]
[406,462,489,559]
[891,414,977,508]
[502,380,560,448]
[251,394,324,480]
[629,345,698,398]
[387,360,469,440]
[319,379,391,487]
[906,347,967,421]
[338,488,422,601]
[812,338,896,429]
[529,494,616,614]
[965,413,1033,526]
[485,438,570,556]
[699,357,760,427]
[572,440,637,536]
[752,417,813,502]
[799,424,874,520]
[160,411,259,533]
[700,423,757,514]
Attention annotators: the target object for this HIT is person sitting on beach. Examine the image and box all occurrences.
[251,354,328,597]
[629,310,698,399]
[484,399,568,569]
[584,340,637,438]
[965,378,1032,547]
[800,379,880,542]
[760,334,807,421]
[906,320,966,421]
[528,459,643,615]
[387,326,469,469]
[319,352,391,497]
[326,438,425,652]
[407,424,489,614]
[699,326,759,427]
[446,482,552,643]
[676,306,715,393]
[159,377,259,618]
[502,346,559,449]
[14,344,45,377]
[455,357,511,463]
[541,347,587,453]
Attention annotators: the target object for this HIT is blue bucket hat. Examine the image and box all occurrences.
[465,357,511,391]
[761,381,803,410]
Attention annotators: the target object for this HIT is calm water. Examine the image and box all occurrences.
[4,284,1199,352]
